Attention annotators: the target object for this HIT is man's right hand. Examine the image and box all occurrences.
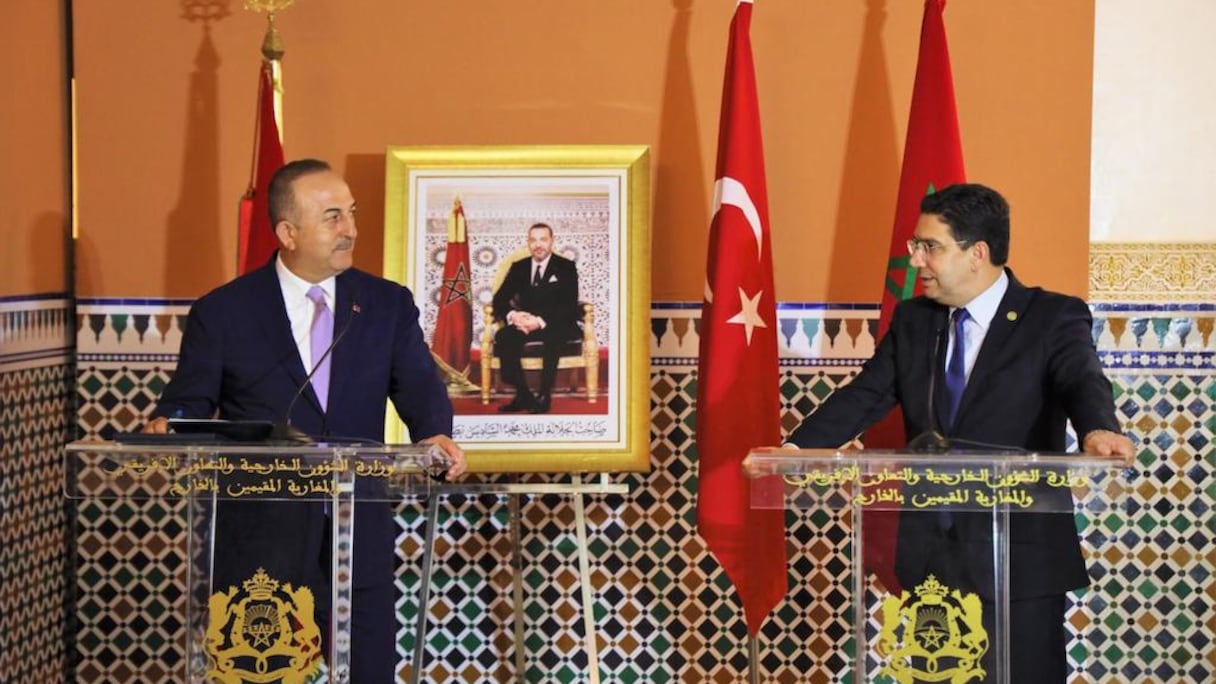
[142,417,170,434]
[511,312,542,333]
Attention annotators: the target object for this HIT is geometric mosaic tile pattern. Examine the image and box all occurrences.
[0,295,73,683]
[69,299,1214,682]
[1077,303,1216,684]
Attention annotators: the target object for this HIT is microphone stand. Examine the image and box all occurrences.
[272,297,361,444]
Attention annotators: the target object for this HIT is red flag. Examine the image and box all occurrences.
[863,0,967,593]
[432,198,473,373]
[695,0,787,638]
[237,61,285,275]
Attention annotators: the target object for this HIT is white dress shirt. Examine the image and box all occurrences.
[948,270,1009,385]
[275,254,336,372]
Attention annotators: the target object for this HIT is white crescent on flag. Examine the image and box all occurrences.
[712,176,764,259]
[705,175,765,305]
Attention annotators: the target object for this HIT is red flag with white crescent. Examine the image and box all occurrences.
[695,0,787,638]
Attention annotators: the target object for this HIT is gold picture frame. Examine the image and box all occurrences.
[383,145,651,473]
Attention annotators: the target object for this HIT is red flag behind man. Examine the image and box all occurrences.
[237,61,285,275]
[862,0,967,593]
[695,0,787,638]
[432,198,473,374]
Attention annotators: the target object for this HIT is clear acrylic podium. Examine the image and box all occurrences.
[744,448,1129,684]
[65,440,445,684]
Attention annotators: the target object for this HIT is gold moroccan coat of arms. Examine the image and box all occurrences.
[205,568,323,683]
[876,575,989,683]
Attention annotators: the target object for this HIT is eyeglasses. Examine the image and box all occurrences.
[906,237,972,257]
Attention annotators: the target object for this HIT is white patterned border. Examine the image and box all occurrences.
[0,295,73,371]
[651,304,879,365]
[1090,242,1216,303]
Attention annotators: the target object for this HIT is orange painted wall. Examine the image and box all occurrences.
[71,1,1093,302]
[1,1,67,298]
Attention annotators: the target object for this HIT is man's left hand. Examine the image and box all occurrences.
[421,434,467,480]
[1082,429,1135,467]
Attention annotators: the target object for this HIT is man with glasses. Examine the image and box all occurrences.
[786,183,1132,682]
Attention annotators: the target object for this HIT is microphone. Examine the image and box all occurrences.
[903,312,1028,455]
[272,293,361,444]
[906,316,951,452]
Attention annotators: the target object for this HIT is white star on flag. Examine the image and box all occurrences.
[726,287,767,345]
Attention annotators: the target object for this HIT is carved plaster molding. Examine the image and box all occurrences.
[1089,242,1216,302]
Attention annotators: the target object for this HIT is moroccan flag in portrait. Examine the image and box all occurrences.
[432,198,473,374]
[695,0,788,638]
[863,0,967,594]
[237,61,285,275]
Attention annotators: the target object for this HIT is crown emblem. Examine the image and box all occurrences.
[241,568,280,599]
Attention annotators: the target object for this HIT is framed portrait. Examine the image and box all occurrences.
[383,145,651,473]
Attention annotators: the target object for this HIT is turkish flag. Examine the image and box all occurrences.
[237,61,285,275]
[695,0,787,638]
[863,0,967,593]
[432,198,473,373]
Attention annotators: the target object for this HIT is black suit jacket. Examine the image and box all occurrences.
[492,253,581,338]
[152,261,453,589]
[788,270,1119,598]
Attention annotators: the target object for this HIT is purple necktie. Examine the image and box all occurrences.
[306,286,332,411]
[943,307,970,429]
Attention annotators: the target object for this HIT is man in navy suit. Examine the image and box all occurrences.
[491,222,581,414]
[144,158,466,682]
[786,184,1133,682]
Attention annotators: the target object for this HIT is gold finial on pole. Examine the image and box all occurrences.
[244,0,295,136]
[244,0,295,60]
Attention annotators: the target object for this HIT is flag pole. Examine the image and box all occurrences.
[238,0,294,274]
[259,11,285,136]
[749,636,760,684]
[244,0,293,145]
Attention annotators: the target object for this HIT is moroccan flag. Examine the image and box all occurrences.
[432,198,473,374]
[695,0,787,638]
[237,61,285,275]
[863,0,967,593]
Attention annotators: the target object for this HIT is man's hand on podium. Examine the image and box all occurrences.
[1082,429,1135,467]
[142,417,170,434]
[421,434,467,480]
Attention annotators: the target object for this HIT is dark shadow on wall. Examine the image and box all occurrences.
[343,153,388,279]
[827,0,900,304]
[653,0,708,301]
[29,211,68,294]
[165,13,228,296]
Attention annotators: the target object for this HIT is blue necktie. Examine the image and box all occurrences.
[940,307,970,531]
[944,307,970,430]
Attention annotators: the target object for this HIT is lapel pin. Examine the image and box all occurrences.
[1006,311,1017,322]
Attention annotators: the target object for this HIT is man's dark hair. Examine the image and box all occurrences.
[528,222,554,238]
[920,183,1010,265]
[268,159,333,226]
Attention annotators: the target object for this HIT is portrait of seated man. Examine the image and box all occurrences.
[490,222,582,414]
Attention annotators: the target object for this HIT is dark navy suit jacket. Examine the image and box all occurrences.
[788,271,1119,599]
[152,261,453,590]
[491,253,581,339]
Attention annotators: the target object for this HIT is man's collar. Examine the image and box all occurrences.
[955,269,1009,328]
[276,253,336,301]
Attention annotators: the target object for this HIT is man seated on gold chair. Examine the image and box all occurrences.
[490,222,581,414]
